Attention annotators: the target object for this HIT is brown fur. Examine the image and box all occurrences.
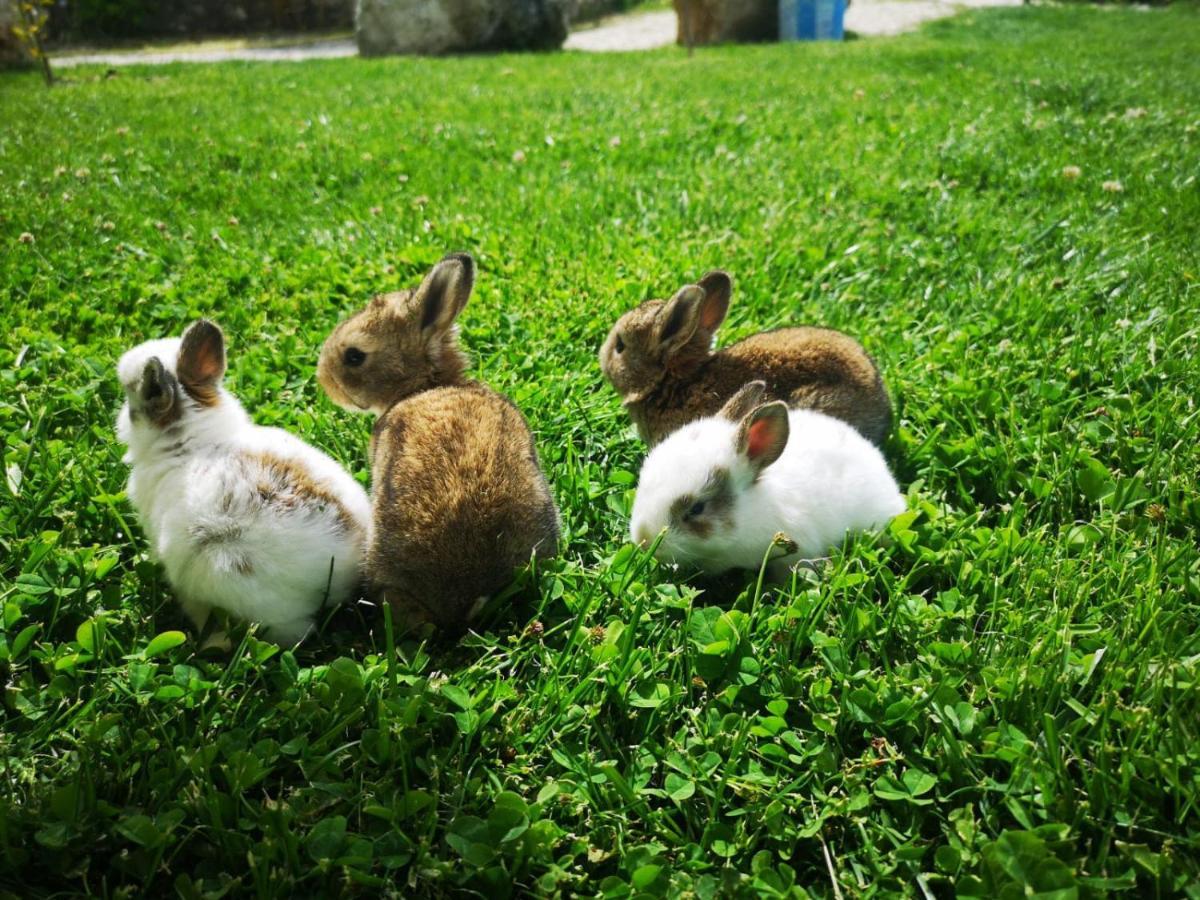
[316,258,471,416]
[242,450,362,535]
[134,321,226,429]
[668,466,736,540]
[139,358,182,427]
[599,271,892,447]
[317,253,560,633]
[367,383,559,630]
[718,380,766,423]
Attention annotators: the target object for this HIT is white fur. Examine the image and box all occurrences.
[630,408,904,577]
[116,333,371,644]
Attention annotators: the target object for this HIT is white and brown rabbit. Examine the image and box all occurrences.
[316,253,560,634]
[599,271,892,447]
[630,381,904,580]
[116,320,371,645]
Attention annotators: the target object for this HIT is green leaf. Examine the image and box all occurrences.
[15,574,53,595]
[223,749,270,792]
[325,657,364,707]
[143,631,187,658]
[902,768,936,796]
[35,822,73,849]
[874,769,936,805]
[631,864,662,889]
[91,554,119,580]
[488,791,529,844]
[75,618,104,653]
[305,816,347,862]
[1077,456,1116,503]
[116,814,163,848]
[664,773,695,801]
[280,650,299,684]
[629,679,672,708]
[446,815,496,867]
[977,829,1079,898]
[11,624,40,659]
[440,683,473,710]
[935,844,961,873]
[704,822,739,858]
[1065,524,1102,549]
[398,789,433,820]
[688,607,755,686]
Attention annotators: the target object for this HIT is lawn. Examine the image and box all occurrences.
[2,5,1199,896]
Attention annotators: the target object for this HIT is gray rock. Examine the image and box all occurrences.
[356,0,570,55]
[671,0,776,45]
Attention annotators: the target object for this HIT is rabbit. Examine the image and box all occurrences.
[115,319,372,646]
[629,380,904,580]
[599,270,893,447]
[316,252,560,633]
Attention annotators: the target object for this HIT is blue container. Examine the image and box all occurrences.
[779,0,846,40]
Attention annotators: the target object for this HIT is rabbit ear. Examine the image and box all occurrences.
[695,270,732,335]
[417,252,475,337]
[735,402,789,474]
[655,284,705,356]
[177,320,225,405]
[140,357,176,421]
[720,380,767,422]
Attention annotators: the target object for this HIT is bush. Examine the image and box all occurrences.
[52,0,355,42]
[69,0,150,38]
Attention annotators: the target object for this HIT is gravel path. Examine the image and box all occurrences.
[53,38,356,68]
[51,0,1022,67]
[564,11,679,51]
[847,0,1022,37]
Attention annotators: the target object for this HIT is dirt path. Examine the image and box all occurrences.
[51,0,1022,67]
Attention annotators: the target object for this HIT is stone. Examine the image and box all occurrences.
[356,0,570,55]
[671,0,776,45]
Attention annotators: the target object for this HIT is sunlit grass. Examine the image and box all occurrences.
[1,4,1198,895]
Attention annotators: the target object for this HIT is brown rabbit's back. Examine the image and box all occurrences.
[368,383,560,630]
[637,327,892,446]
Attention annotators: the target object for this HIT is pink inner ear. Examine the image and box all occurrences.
[194,350,221,381]
[700,297,726,332]
[747,419,775,461]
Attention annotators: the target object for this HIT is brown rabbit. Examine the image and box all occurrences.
[317,253,560,633]
[599,270,892,447]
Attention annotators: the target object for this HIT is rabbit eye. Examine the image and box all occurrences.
[686,500,706,519]
[614,335,625,354]
[343,347,366,367]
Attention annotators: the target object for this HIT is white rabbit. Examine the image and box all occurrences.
[629,380,904,579]
[116,319,371,645]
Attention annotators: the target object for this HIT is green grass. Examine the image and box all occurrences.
[2,5,1199,896]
